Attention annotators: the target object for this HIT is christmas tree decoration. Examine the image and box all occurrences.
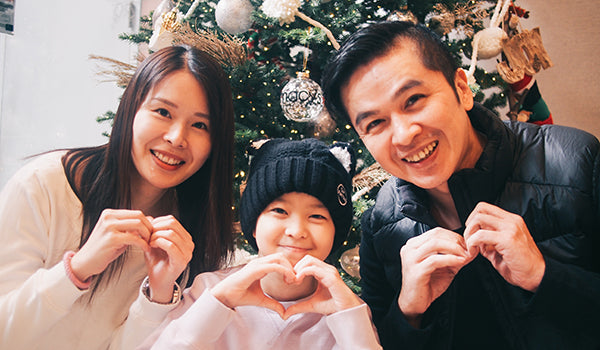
[259,0,340,49]
[148,5,183,51]
[473,27,507,59]
[171,24,248,67]
[497,27,553,84]
[507,74,553,125]
[340,245,360,278]
[260,0,301,25]
[280,71,324,122]
[312,108,337,138]
[465,0,511,85]
[215,0,255,34]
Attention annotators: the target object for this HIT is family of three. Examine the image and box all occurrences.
[0,20,598,349]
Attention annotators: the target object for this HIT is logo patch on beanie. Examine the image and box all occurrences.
[337,184,348,206]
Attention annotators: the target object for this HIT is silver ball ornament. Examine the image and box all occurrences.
[215,0,254,34]
[280,72,324,122]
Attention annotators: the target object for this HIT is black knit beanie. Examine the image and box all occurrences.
[239,138,356,254]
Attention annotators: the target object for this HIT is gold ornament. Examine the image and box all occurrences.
[340,245,360,278]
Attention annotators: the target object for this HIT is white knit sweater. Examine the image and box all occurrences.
[0,151,176,349]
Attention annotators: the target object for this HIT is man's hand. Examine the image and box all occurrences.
[464,202,546,292]
[398,228,474,328]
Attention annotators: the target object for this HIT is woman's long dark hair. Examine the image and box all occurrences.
[62,46,235,293]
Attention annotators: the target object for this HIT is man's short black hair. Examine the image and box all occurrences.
[322,21,460,124]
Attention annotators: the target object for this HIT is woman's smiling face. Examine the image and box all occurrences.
[131,70,212,193]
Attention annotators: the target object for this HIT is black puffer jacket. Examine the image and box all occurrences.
[359,104,600,349]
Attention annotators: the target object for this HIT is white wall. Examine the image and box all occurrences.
[0,0,140,187]
[518,0,600,138]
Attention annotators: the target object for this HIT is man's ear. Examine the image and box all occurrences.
[455,68,474,111]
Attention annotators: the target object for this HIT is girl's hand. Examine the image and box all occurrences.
[70,209,153,282]
[283,255,362,319]
[145,215,195,303]
[210,253,297,318]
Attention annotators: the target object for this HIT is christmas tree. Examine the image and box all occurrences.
[99,0,539,292]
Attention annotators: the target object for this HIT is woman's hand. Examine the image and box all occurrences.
[283,255,362,319]
[70,209,153,282]
[145,215,195,303]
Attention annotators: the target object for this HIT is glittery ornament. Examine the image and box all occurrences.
[215,0,255,34]
[260,0,301,25]
[280,71,324,122]
[313,108,336,138]
[149,6,183,51]
[340,245,360,278]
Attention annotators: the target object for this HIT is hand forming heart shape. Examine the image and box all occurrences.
[210,253,362,319]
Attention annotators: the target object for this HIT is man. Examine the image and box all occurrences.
[322,21,600,349]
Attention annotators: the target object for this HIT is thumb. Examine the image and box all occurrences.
[258,296,286,319]
[283,300,314,320]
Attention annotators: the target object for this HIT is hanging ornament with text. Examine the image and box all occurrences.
[280,71,324,122]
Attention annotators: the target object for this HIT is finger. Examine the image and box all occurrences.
[465,229,503,251]
[150,236,191,266]
[406,227,466,248]
[465,202,509,227]
[405,238,469,263]
[245,257,297,284]
[110,209,155,240]
[463,210,505,243]
[150,228,194,254]
[151,215,184,231]
[416,254,471,275]
[110,218,153,242]
[257,296,286,318]
[284,300,315,319]
[115,231,151,253]
[293,254,324,272]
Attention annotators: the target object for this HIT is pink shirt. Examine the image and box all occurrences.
[138,265,382,349]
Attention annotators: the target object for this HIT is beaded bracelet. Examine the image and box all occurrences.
[63,251,92,290]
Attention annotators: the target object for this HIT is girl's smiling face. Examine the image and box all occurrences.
[254,192,335,266]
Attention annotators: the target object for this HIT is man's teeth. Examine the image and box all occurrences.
[153,151,183,165]
[404,141,438,163]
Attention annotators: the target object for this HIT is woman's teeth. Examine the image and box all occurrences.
[403,141,438,163]
[152,151,183,165]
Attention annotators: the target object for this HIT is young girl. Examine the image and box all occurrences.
[0,45,235,349]
[134,138,382,349]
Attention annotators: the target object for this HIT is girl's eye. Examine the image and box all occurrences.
[271,207,287,215]
[310,214,327,220]
[156,108,170,118]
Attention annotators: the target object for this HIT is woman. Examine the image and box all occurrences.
[0,45,235,349]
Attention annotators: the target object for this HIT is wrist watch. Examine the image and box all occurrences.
[141,276,181,305]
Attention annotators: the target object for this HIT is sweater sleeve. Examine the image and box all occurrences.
[0,156,86,349]
[139,289,235,350]
[326,303,382,349]
[109,282,181,350]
